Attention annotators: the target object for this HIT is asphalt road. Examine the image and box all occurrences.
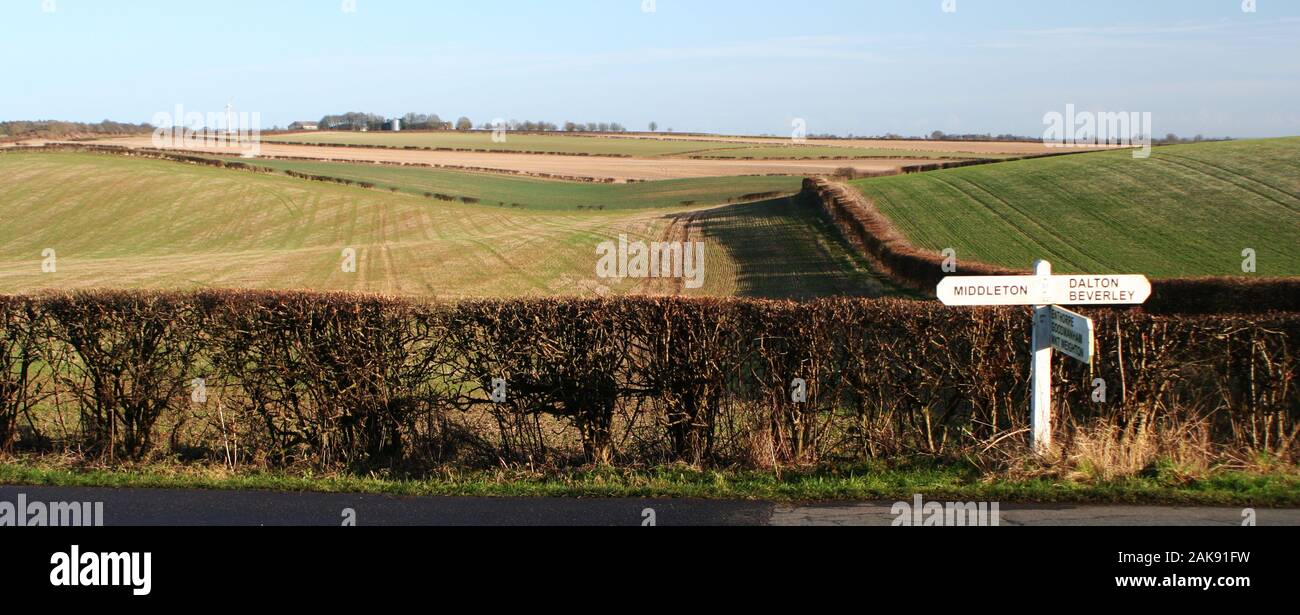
[3,486,1297,526]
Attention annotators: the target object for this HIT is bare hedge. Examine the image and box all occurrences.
[1,291,1294,470]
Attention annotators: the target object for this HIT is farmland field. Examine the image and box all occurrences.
[262,131,981,159]
[851,138,1300,278]
[266,131,746,156]
[74,136,935,181]
[217,157,804,211]
[684,145,1002,160]
[0,151,890,298]
[597,133,1107,156]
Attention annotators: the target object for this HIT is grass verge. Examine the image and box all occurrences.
[2,458,1295,506]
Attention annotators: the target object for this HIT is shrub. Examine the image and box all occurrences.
[0,291,1293,471]
[37,292,201,460]
[0,297,40,452]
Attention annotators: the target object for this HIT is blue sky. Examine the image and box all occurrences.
[3,0,1298,137]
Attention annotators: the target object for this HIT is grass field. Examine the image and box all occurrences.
[0,151,889,298]
[851,138,1300,277]
[219,157,803,211]
[264,131,975,160]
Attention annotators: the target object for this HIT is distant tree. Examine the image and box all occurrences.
[930,130,946,141]
[455,117,473,131]
[401,113,445,130]
[649,121,658,132]
[319,112,386,131]
[0,119,154,139]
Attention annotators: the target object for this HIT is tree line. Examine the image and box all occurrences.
[0,120,155,139]
[315,111,630,133]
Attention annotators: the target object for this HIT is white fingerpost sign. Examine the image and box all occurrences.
[937,260,1149,454]
[1049,305,1095,364]
[937,273,1151,307]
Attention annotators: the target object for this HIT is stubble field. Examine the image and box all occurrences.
[0,151,889,299]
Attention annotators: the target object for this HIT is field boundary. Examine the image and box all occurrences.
[1,291,1294,473]
[262,134,1093,162]
[2,143,636,184]
[802,178,1300,314]
[264,138,640,159]
[1,144,804,215]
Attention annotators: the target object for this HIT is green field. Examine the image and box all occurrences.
[220,157,803,211]
[0,151,888,298]
[263,131,956,159]
[851,138,1300,277]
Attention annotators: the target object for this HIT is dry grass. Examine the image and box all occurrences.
[1060,415,1215,482]
[0,151,879,299]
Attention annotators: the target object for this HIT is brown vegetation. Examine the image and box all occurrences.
[1,292,1293,474]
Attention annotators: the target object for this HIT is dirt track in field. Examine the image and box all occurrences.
[48,136,944,182]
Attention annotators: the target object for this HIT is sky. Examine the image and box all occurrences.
[2,0,1298,138]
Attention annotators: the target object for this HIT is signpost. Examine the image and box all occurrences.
[1049,305,1095,364]
[937,261,1149,453]
[936,273,1151,307]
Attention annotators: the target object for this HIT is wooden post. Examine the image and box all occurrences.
[1031,260,1053,454]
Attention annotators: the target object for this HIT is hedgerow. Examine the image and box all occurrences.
[1,292,1294,471]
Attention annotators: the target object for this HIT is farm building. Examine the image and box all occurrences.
[288,121,319,130]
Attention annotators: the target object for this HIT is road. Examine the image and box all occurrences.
[3,486,1295,526]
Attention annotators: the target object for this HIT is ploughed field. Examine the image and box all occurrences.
[263,131,991,160]
[851,138,1300,278]
[0,151,889,299]
[74,136,932,182]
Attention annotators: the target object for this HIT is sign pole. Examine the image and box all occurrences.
[1030,260,1053,454]
[936,260,1146,456]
